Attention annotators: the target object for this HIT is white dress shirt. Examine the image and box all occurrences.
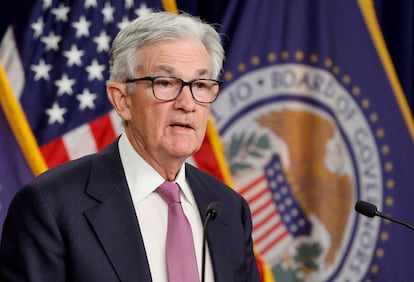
[118,134,214,282]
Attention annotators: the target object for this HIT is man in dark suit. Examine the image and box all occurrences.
[0,11,260,282]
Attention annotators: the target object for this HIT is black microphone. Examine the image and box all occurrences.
[202,202,222,282]
[355,200,414,231]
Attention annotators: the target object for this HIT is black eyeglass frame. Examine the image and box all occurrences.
[124,76,223,104]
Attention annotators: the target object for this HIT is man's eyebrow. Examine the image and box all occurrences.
[196,69,209,76]
[155,66,210,76]
[156,65,174,73]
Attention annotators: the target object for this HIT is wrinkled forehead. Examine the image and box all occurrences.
[135,39,213,78]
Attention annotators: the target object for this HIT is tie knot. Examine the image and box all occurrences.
[157,181,180,205]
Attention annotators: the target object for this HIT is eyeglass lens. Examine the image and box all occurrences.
[152,77,219,103]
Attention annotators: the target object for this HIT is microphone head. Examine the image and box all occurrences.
[206,201,222,220]
[355,200,378,218]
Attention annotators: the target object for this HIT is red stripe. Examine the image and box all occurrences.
[89,114,117,151]
[254,219,284,245]
[40,138,70,168]
[251,197,274,218]
[239,174,266,195]
[259,229,290,255]
[247,185,269,205]
[253,209,279,232]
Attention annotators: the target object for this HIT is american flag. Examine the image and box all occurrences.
[0,0,165,168]
[238,154,312,265]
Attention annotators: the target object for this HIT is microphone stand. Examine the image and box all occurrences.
[201,209,217,282]
[375,210,414,231]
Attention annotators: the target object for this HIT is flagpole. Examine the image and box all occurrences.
[0,61,47,176]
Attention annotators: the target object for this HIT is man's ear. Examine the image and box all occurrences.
[107,82,131,121]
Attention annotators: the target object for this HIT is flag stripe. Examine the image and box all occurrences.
[255,216,283,241]
[239,174,266,195]
[259,229,290,255]
[40,138,70,168]
[248,184,271,205]
[251,197,274,218]
[255,219,285,244]
[253,204,278,227]
[253,207,279,231]
[63,124,97,160]
[89,113,117,151]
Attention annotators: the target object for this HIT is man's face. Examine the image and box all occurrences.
[122,38,213,166]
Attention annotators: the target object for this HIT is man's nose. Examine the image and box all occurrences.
[174,84,196,110]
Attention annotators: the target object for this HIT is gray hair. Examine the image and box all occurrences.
[108,11,224,84]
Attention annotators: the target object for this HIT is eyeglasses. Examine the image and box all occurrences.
[124,76,222,104]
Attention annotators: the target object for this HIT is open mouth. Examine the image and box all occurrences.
[170,122,193,129]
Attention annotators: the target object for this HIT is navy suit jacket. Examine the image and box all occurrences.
[0,140,260,281]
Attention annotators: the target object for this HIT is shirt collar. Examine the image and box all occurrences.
[118,134,194,205]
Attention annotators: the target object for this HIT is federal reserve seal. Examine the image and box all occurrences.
[212,56,386,281]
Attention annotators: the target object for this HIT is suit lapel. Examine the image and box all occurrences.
[84,141,151,281]
[186,165,235,282]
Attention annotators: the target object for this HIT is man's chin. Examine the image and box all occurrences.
[170,145,198,159]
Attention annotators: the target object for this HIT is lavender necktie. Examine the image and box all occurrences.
[157,181,200,282]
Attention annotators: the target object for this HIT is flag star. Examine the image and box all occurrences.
[93,31,111,53]
[117,16,130,30]
[54,74,76,96]
[84,0,97,9]
[102,2,115,24]
[125,0,134,9]
[51,3,71,22]
[42,0,52,10]
[86,59,105,81]
[72,16,91,38]
[45,102,67,125]
[41,31,62,51]
[31,59,52,81]
[63,44,85,67]
[31,17,44,38]
[135,3,153,18]
[77,89,97,110]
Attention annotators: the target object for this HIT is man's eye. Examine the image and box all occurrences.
[155,79,173,87]
[194,82,208,89]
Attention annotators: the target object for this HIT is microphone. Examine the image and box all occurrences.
[355,200,414,231]
[201,202,222,282]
